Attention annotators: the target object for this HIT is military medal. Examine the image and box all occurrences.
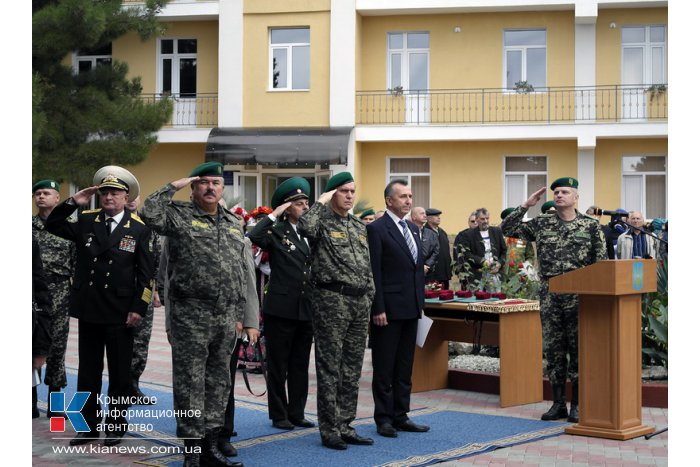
[119,235,137,253]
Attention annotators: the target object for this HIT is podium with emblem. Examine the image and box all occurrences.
[548,259,657,440]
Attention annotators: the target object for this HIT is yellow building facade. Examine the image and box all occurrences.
[40,0,668,235]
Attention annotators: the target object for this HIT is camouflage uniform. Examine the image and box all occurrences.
[32,215,76,389]
[141,184,252,439]
[298,202,375,443]
[130,232,162,385]
[501,206,607,385]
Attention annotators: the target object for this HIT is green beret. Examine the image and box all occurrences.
[325,172,354,192]
[500,207,515,220]
[32,179,60,193]
[271,177,310,209]
[191,161,224,177]
[359,208,375,219]
[550,177,578,190]
[541,200,556,213]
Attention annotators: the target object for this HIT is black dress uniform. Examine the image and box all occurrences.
[247,178,314,427]
[46,200,153,437]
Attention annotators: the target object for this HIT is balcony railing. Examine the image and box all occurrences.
[140,93,218,127]
[356,85,668,125]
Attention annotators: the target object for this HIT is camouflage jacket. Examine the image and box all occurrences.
[501,206,607,279]
[140,184,248,312]
[298,202,375,295]
[32,215,76,280]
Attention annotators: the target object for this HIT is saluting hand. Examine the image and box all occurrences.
[271,201,292,219]
[72,186,100,206]
[317,189,337,205]
[522,186,547,208]
[171,176,200,191]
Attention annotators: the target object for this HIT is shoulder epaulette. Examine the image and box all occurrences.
[82,208,102,214]
[130,213,145,225]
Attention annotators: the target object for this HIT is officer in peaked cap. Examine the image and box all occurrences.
[424,208,451,289]
[45,166,154,447]
[248,177,316,432]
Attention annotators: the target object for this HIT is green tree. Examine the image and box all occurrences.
[33,0,172,186]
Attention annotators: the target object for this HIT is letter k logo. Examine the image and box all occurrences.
[49,392,90,432]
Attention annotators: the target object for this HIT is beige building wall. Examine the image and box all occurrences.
[596,8,667,86]
[243,1,331,127]
[358,140,580,235]
[359,11,575,91]
[594,138,667,213]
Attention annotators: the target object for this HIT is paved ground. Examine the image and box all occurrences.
[32,307,668,466]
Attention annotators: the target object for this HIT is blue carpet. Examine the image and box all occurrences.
[37,371,566,466]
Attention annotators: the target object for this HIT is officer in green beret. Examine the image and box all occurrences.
[500,207,515,220]
[359,208,376,225]
[32,180,76,418]
[298,171,375,450]
[141,161,259,467]
[501,177,607,424]
[248,177,315,431]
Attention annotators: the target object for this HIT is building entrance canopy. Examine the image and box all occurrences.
[205,127,353,168]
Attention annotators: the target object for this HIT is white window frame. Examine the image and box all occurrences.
[503,155,548,219]
[621,154,667,218]
[268,27,310,91]
[386,156,431,208]
[503,29,547,91]
[385,31,430,92]
[621,24,667,86]
[72,44,112,74]
[156,38,198,97]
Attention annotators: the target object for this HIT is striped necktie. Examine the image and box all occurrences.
[398,219,418,263]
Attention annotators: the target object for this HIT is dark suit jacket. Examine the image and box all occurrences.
[46,201,154,325]
[461,226,507,282]
[247,216,312,321]
[367,214,424,320]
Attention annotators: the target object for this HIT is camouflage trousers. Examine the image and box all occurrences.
[130,300,154,383]
[539,282,579,386]
[44,278,71,388]
[311,288,370,441]
[170,298,237,439]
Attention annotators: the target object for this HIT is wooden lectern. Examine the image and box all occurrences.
[549,259,656,440]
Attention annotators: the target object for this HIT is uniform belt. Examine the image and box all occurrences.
[315,282,367,297]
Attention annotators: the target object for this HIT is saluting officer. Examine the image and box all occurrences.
[248,177,315,431]
[46,166,154,447]
[298,172,375,450]
[501,177,607,424]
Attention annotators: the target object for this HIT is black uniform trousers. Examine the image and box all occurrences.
[370,318,418,425]
[221,337,243,439]
[78,320,134,433]
[264,314,314,422]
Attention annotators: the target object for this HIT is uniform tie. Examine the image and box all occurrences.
[105,217,114,235]
[398,219,418,263]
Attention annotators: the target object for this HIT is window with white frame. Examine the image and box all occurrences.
[270,28,310,90]
[503,30,546,90]
[158,38,197,98]
[74,43,112,74]
[388,158,430,209]
[504,156,547,218]
[621,155,666,218]
[387,32,429,92]
[621,25,667,86]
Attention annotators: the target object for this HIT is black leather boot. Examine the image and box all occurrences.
[200,429,241,467]
[541,383,568,421]
[216,432,238,457]
[568,382,579,423]
[183,439,201,467]
[46,386,68,418]
[32,387,39,419]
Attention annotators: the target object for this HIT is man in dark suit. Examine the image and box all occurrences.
[459,208,507,291]
[248,177,315,431]
[367,179,430,438]
[46,167,153,447]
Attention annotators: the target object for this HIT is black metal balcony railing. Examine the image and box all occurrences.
[140,93,219,127]
[356,85,668,125]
